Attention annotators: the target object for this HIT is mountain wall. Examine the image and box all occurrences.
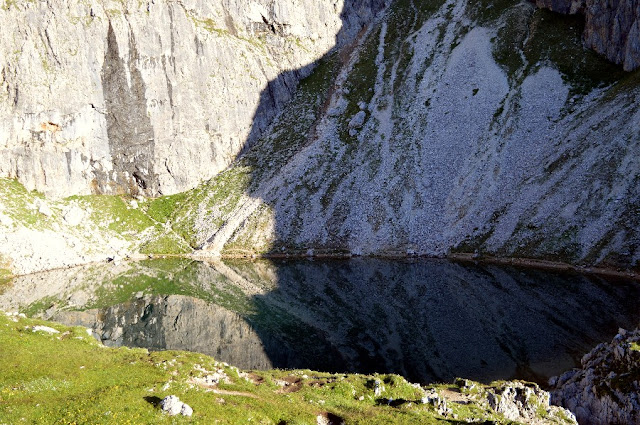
[1,0,639,275]
[170,0,640,271]
[0,0,386,197]
[535,0,640,71]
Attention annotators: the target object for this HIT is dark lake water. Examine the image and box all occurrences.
[2,258,639,386]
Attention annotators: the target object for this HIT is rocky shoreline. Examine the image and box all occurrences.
[4,250,640,283]
[550,328,640,425]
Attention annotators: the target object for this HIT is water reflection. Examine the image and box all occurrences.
[2,258,639,385]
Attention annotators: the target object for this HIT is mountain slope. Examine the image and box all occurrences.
[170,0,640,270]
[0,0,639,274]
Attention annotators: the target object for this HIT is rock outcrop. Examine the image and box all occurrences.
[1,0,639,274]
[534,0,640,71]
[160,395,193,417]
[0,0,386,197]
[179,0,640,271]
[453,379,578,424]
[550,328,640,425]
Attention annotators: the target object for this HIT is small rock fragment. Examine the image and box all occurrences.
[36,200,53,217]
[32,325,60,334]
[63,205,85,226]
[348,110,366,129]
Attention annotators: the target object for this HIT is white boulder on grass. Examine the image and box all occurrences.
[160,395,193,417]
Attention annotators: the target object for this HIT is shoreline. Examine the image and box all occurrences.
[3,251,639,282]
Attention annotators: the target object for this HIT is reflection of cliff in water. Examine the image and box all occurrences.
[4,258,640,384]
[53,295,275,370]
[248,259,640,384]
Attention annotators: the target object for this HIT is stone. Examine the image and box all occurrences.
[373,379,383,396]
[348,111,367,129]
[180,403,193,417]
[63,206,85,227]
[0,213,13,227]
[160,395,192,416]
[421,390,451,416]
[485,381,578,424]
[35,200,53,218]
[550,328,640,425]
[32,325,60,334]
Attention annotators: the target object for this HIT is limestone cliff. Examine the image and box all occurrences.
[172,0,640,271]
[550,328,640,425]
[535,0,640,71]
[1,0,640,275]
[0,0,386,197]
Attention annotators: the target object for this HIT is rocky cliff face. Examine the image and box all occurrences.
[170,0,640,270]
[1,0,639,275]
[535,0,640,71]
[550,328,640,425]
[0,0,386,197]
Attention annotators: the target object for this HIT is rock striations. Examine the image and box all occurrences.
[1,0,639,273]
[178,0,640,271]
[0,0,386,197]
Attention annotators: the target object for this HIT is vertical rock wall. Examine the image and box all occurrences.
[0,0,386,197]
[534,0,640,71]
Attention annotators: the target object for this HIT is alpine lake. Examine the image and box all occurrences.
[2,258,639,387]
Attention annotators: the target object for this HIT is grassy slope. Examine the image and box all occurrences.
[0,312,568,425]
[0,177,192,273]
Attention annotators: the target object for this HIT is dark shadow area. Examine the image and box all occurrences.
[18,258,640,386]
[245,258,640,385]
[240,0,386,153]
[208,0,640,387]
[143,395,162,408]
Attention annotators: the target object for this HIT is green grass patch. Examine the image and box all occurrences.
[339,27,381,144]
[244,53,340,179]
[138,230,192,255]
[0,254,12,287]
[491,3,533,80]
[145,192,189,224]
[522,9,627,96]
[16,259,258,317]
[170,166,253,248]
[466,0,519,25]
[1,312,546,424]
[0,178,49,228]
[66,195,154,236]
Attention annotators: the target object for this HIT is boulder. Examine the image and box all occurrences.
[160,395,193,417]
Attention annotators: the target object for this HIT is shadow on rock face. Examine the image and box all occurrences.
[23,258,640,386]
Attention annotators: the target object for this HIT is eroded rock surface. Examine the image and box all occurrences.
[550,328,640,425]
[0,0,386,197]
[535,0,640,70]
[454,379,578,424]
[187,0,640,271]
